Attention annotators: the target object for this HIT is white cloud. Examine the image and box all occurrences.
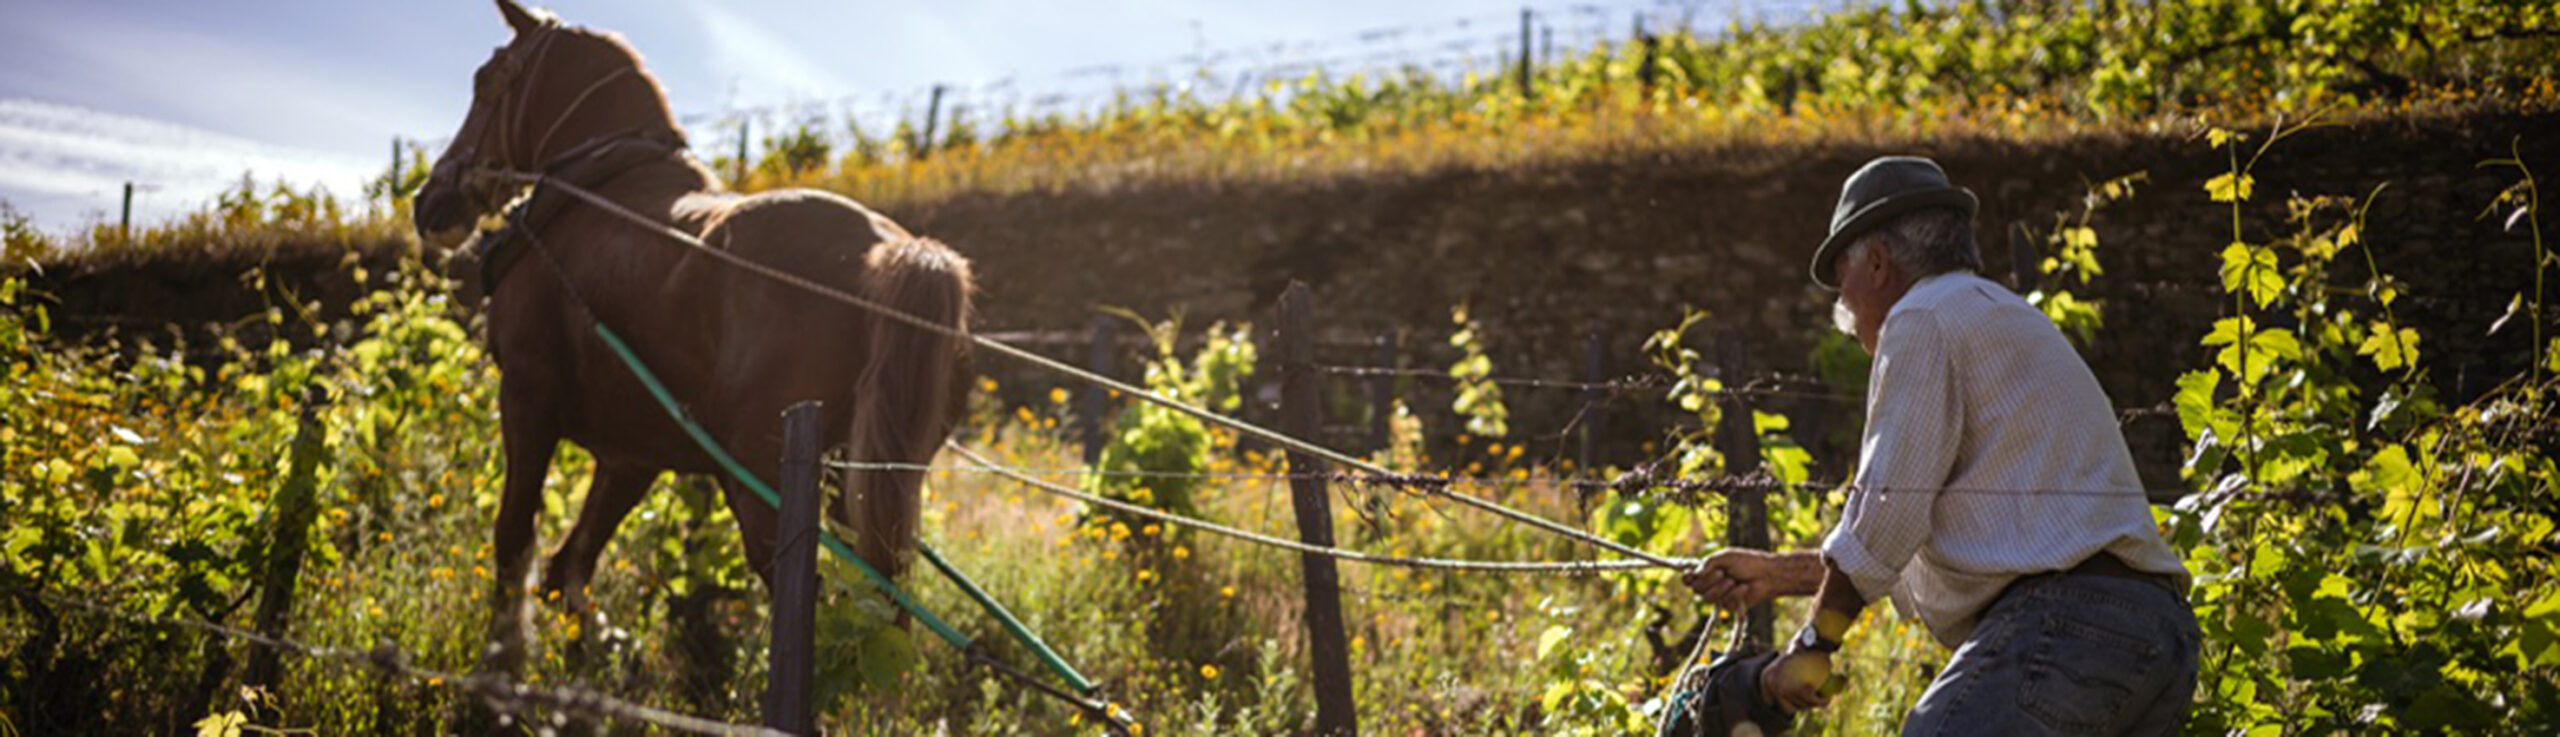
[682,0,857,108]
[0,98,380,234]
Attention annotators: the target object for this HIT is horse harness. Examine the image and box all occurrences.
[464,129,687,297]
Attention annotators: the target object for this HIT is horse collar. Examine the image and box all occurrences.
[468,131,684,296]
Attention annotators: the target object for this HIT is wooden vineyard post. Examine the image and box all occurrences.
[1714,329,1774,652]
[918,84,948,161]
[1517,7,1535,100]
[1367,333,1394,454]
[1580,327,1606,473]
[1277,283,1359,736]
[764,402,822,736]
[1082,313,1117,464]
[734,117,751,186]
[2011,223,2039,294]
[244,396,326,689]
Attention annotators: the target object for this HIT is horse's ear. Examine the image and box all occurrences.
[497,0,543,35]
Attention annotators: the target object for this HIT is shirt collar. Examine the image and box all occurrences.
[1886,269,1981,320]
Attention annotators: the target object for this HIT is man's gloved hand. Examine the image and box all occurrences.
[1759,648,1834,714]
[1684,549,1784,611]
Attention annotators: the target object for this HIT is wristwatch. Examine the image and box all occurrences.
[1793,623,1843,655]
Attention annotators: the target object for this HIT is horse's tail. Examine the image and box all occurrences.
[846,236,973,580]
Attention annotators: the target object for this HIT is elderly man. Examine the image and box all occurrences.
[1683,156,2198,735]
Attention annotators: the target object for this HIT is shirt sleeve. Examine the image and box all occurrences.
[1823,306,1963,606]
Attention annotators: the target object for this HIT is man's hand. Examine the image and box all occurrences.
[1759,648,1834,714]
[1683,549,1822,611]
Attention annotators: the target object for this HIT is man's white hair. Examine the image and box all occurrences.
[1862,208,1982,279]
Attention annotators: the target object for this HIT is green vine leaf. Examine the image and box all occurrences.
[2206,171,2256,203]
[2219,242,2282,308]
[2357,322,2423,372]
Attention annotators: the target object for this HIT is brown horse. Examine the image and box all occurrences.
[413,0,971,670]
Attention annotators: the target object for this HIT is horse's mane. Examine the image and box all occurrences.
[555,24,686,143]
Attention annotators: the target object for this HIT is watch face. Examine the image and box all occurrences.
[1796,625,1838,653]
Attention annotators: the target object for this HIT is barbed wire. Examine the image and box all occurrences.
[932,443,1679,573]
[854,448,2344,512]
[14,586,783,737]
[1309,364,1871,406]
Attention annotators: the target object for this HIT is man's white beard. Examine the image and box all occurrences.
[1833,297,1858,337]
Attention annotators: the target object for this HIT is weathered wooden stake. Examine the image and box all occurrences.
[119,182,134,242]
[918,84,949,161]
[1580,327,1606,472]
[1082,313,1117,463]
[735,117,752,186]
[2010,223,2040,294]
[1518,8,1535,100]
[763,401,822,736]
[1713,329,1774,652]
[1634,12,1660,89]
[1367,333,1394,453]
[245,394,325,689]
[1278,282,1359,736]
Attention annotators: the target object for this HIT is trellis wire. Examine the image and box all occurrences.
[937,442,1679,573]
[841,455,2341,506]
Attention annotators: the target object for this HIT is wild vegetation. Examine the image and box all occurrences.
[3,0,2558,735]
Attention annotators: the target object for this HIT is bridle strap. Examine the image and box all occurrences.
[528,64,636,166]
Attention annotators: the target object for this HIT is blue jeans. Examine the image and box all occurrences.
[1899,572,2201,736]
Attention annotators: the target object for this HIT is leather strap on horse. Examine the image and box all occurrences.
[465,129,686,297]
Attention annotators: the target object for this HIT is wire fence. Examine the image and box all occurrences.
[851,452,2349,510]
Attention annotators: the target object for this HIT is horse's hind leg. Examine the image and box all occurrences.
[484,390,560,676]
[542,459,660,614]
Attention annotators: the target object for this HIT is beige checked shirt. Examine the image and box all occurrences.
[1821,270,2190,647]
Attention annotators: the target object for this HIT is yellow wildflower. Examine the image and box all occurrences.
[1172,545,1190,560]
[1199,664,1221,680]
[1049,387,1070,404]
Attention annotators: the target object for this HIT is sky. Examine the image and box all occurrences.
[0,0,1823,234]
